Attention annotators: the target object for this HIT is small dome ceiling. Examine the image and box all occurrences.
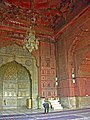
[0,61,30,81]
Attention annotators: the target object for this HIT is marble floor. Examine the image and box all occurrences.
[0,107,90,120]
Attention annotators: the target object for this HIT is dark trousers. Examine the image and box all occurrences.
[44,107,49,113]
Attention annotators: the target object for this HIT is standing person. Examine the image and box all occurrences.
[43,100,49,114]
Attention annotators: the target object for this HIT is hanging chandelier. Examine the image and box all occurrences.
[23,0,39,53]
[23,26,39,53]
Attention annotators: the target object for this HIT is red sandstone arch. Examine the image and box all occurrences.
[68,18,90,77]
[68,28,90,97]
[77,51,90,97]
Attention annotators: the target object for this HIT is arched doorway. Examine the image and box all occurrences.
[76,51,90,108]
[0,61,32,109]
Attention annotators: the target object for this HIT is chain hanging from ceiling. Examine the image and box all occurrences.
[23,0,39,53]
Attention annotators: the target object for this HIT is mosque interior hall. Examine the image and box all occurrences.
[0,0,90,111]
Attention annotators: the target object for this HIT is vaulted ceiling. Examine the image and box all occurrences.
[0,0,89,47]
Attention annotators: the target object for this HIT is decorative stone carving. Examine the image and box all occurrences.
[25,60,32,66]
[0,44,38,109]
[0,44,32,57]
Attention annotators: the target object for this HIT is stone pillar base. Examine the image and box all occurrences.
[60,96,90,109]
